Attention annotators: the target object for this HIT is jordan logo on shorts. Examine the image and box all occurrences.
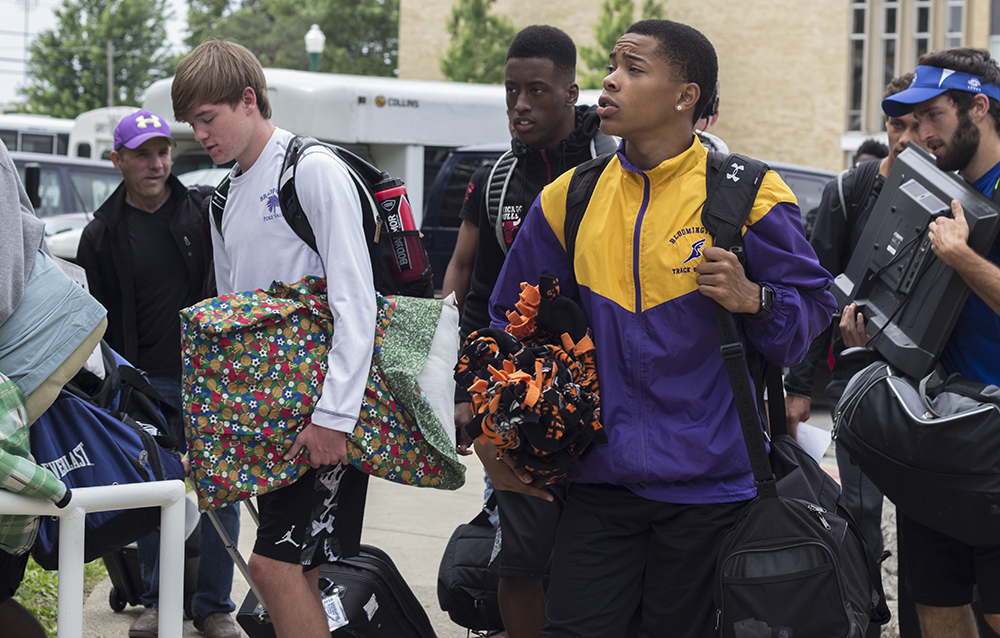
[275,525,301,548]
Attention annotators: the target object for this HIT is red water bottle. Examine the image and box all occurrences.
[372,177,427,285]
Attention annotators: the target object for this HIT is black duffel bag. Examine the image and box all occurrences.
[706,165,889,638]
[715,430,890,638]
[835,358,1000,547]
[437,496,504,634]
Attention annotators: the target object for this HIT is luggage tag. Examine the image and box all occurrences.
[320,580,349,631]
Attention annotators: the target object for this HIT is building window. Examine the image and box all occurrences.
[914,0,931,61]
[881,1,898,90]
[991,0,1000,61]
[849,1,868,131]
[946,0,964,48]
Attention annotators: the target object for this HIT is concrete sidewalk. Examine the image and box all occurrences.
[82,452,489,637]
[81,414,843,638]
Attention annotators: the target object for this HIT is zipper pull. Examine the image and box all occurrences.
[374,217,382,243]
[715,609,722,631]
[806,503,831,530]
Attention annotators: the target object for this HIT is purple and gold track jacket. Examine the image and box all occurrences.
[488,137,836,505]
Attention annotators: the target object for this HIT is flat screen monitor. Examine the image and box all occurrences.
[832,145,1000,378]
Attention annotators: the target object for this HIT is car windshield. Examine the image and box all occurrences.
[16,163,121,218]
[69,170,121,214]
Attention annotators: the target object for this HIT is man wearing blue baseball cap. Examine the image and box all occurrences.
[77,110,242,638]
[877,49,1000,638]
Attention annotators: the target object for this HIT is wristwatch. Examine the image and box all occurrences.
[749,284,774,320]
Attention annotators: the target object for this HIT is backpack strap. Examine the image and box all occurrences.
[702,152,769,266]
[989,177,1000,251]
[845,159,881,233]
[589,130,618,157]
[836,169,848,223]
[486,150,518,254]
[701,152,779,499]
[278,135,323,253]
[209,175,231,240]
[563,153,615,287]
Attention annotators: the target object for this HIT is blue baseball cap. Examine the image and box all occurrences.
[113,110,176,151]
[882,66,1000,117]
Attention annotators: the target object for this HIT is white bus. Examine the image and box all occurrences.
[68,106,140,160]
[0,114,74,155]
[142,68,602,226]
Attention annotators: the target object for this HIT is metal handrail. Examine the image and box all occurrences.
[0,480,187,638]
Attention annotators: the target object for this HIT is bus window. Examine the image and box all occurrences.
[22,134,55,154]
[0,130,16,151]
[0,114,74,154]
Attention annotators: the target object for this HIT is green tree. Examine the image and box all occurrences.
[20,0,172,117]
[440,0,516,84]
[578,0,666,89]
[184,0,399,76]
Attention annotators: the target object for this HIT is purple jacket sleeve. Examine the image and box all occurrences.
[740,200,837,367]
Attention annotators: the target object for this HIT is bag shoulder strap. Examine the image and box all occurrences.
[213,135,386,258]
[702,151,778,499]
[846,159,881,231]
[590,130,618,157]
[209,175,231,240]
[836,169,848,222]
[563,153,615,286]
[486,150,518,254]
[701,152,769,265]
[989,177,1000,251]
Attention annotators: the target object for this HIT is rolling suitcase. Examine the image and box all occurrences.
[103,496,203,618]
[212,502,437,638]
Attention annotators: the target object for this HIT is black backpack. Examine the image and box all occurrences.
[562,151,890,637]
[210,136,435,298]
[437,494,504,634]
[485,130,617,254]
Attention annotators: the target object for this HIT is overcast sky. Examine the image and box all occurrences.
[0,0,187,108]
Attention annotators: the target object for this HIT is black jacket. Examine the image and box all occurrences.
[77,174,214,374]
[460,104,609,344]
[784,160,884,399]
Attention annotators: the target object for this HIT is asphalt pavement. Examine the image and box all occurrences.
[80,412,840,638]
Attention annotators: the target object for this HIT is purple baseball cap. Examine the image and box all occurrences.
[882,65,1000,117]
[113,110,176,150]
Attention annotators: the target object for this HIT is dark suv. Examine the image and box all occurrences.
[421,144,836,289]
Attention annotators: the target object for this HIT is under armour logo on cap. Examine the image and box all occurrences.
[113,109,176,150]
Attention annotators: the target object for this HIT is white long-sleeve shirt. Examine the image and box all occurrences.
[211,128,376,433]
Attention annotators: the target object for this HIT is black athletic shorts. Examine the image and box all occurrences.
[493,481,568,579]
[0,549,29,605]
[253,463,368,568]
[543,483,749,638]
[899,511,1000,613]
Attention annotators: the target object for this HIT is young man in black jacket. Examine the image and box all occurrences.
[76,110,241,638]
[784,74,921,554]
[784,75,927,638]
[452,25,613,638]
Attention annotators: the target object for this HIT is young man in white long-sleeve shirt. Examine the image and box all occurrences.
[171,40,376,638]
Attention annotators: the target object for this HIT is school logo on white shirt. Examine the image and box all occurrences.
[260,187,281,222]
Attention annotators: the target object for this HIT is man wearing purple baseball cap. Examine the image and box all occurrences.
[76,110,242,638]
[873,48,1000,638]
